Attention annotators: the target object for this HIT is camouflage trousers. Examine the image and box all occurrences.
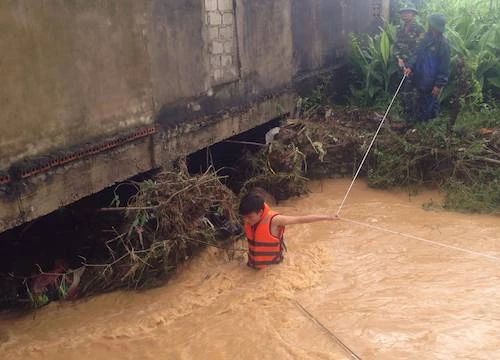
[400,78,418,124]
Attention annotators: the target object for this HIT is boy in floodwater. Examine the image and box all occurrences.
[239,194,338,269]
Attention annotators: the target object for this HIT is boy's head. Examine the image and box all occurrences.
[239,194,265,226]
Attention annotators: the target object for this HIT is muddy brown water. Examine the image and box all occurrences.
[1,179,499,360]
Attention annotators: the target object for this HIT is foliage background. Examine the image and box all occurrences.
[349,0,500,111]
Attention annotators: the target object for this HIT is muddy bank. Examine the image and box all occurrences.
[1,179,499,360]
[239,107,500,213]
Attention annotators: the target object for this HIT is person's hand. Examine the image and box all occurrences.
[431,86,441,97]
[404,67,413,77]
[398,58,405,69]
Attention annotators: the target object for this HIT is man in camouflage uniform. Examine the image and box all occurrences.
[405,14,450,122]
[394,5,424,122]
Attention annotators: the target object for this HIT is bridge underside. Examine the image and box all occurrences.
[0,92,296,232]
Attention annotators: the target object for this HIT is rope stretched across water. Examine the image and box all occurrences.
[336,74,406,217]
[294,300,363,360]
[339,217,500,262]
[333,74,500,262]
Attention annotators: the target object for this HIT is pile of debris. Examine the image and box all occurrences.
[240,107,500,213]
[236,108,391,200]
[1,164,242,309]
[77,164,242,297]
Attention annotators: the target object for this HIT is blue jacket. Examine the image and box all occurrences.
[410,32,450,92]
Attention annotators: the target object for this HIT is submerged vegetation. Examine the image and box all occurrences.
[1,165,243,309]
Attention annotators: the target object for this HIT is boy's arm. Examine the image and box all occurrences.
[272,214,338,227]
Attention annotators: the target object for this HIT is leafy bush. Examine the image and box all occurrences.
[348,0,500,112]
[424,0,500,105]
[349,23,401,107]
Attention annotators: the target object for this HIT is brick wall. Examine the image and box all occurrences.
[205,0,239,85]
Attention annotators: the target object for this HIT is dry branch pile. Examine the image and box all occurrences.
[78,164,241,297]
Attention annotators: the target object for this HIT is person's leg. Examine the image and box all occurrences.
[416,91,439,123]
[430,95,440,120]
[415,90,425,123]
[401,79,415,124]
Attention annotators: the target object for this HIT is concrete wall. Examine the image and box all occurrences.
[150,0,208,107]
[0,0,388,232]
[0,1,154,169]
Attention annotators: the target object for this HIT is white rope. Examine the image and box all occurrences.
[340,217,500,262]
[330,74,499,262]
[336,75,407,217]
[294,300,362,360]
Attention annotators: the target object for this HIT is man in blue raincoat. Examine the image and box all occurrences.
[405,13,450,122]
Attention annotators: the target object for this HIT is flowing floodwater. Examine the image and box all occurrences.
[1,179,499,360]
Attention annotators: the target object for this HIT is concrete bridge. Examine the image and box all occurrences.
[0,0,389,232]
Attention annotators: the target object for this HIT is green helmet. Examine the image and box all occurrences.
[399,5,418,14]
[428,13,446,33]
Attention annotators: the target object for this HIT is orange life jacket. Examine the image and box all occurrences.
[244,203,285,269]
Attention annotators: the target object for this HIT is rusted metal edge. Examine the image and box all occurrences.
[0,126,156,185]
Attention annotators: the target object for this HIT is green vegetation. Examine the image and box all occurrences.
[426,0,499,110]
[349,24,401,107]
[242,103,499,214]
[337,0,500,213]
[247,0,500,212]
[350,0,499,111]
[237,1,499,214]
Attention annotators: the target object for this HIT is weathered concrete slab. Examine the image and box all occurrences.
[1,92,296,232]
[0,0,389,232]
[0,0,154,169]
